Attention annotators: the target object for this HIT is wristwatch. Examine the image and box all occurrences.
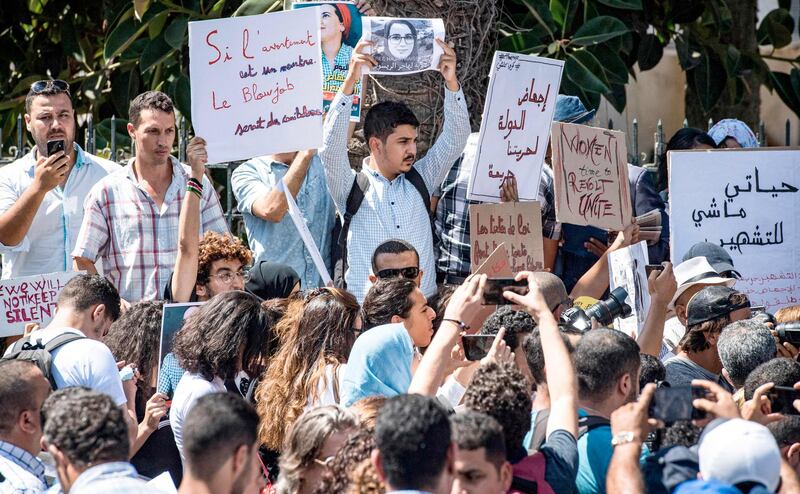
[611,431,637,446]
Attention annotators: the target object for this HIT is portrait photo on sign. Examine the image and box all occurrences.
[362,17,445,75]
[291,0,364,120]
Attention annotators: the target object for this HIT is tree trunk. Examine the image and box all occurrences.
[685,0,760,132]
[347,0,501,168]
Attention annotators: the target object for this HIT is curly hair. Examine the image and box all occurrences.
[196,231,253,285]
[481,305,535,350]
[678,315,729,353]
[348,396,387,432]
[104,300,164,411]
[313,428,377,494]
[42,388,129,469]
[275,406,358,494]
[256,288,360,450]
[172,291,273,381]
[362,278,416,329]
[348,458,386,494]
[463,361,531,455]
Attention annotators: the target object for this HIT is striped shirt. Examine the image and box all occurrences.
[71,157,229,301]
[66,462,154,494]
[319,86,471,302]
[0,440,47,493]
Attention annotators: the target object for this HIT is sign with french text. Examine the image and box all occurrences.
[552,122,633,231]
[670,148,800,311]
[469,201,544,273]
[467,52,563,202]
[189,9,324,164]
[0,271,80,337]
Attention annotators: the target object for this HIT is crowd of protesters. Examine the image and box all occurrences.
[1,3,799,493]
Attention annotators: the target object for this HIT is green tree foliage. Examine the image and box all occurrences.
[500,0,800,121]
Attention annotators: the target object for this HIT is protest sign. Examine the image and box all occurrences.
[292,1,364,121]
[0,271,80,337]
[362,17,445,75]
[469,201,544,273]
[670,148,800,311]
[156,302,204,390]
[551,122,633,231]
[467,52,563,203]
[608,241,650,337]
[189,9,324,164]
[473,242,513,278]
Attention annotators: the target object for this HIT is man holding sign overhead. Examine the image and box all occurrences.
[320,33,470,302]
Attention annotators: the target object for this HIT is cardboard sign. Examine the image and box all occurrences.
[552,122,633,231]
[467,52,564,202]
[473,243,513,277]
[292,1,364,121]
[189,9,324,164]
[469,201,544,273]
[670,148,800,311]
[608,241,650,337]
[0,271,80,337]
[362,17,445,75]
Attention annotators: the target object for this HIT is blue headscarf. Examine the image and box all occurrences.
[708,119,759,148]
[341,323,414,406]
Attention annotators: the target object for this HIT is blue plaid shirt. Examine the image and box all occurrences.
[320,86,471,302]
[157,352,184,399]
[0,440,47,493]
[56,462,151,494]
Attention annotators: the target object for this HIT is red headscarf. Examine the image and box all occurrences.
[334,3,351,41]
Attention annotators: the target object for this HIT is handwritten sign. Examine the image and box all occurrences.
[552,122,632,231]
[0,271,79,337]
[608,241,650,337]
[292,1,364,121]
[467,52,564,203]
[473,242,513,277]
[469,201,544,273]
[670,148,800,311]
[189,9,324,164]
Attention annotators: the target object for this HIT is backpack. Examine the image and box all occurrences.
[1,332,85,389]
[510,452,553,494]
[578,414,611,438]
[330,167,435,289]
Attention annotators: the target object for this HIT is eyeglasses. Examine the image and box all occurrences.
[388,34,415,44]
[376,267,419,280]
[30,79,70,95]
[207,270,250,284]
[313,455,336,468]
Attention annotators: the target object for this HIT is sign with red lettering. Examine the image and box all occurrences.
[0,271,80,337]
[469,201,544,273]
[189,9,324,164]
[467,51,564,203]
[551,122,633,231]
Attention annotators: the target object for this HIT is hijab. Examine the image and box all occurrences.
[340,323,414,406]
[246,261,300,300]
[708,119,759,148]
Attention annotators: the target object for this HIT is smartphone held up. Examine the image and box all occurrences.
[482,278,529,305]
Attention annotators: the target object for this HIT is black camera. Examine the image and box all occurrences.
[775,322,800,346]
[750,306,776,326]
[559,287,632,332]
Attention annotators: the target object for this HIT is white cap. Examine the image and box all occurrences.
[699,419,781,491]
[669,257,735,310]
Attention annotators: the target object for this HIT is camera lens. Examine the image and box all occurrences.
[585,287,632,326]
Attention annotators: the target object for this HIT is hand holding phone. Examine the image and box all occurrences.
[482,278,529,305]
[462,334,495,361]
[46,139,65,157]
[648,385,708,423]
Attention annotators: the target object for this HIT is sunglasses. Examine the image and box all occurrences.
[376,266,419,280]
[30,79,70,95]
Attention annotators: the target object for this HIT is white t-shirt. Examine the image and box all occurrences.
[170,372,226,461]
[4,327,126,406]
[305,363,346,412]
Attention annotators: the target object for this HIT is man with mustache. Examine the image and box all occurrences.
[72,91,229,301]
[320,37,470,302]
[0,80,120,279]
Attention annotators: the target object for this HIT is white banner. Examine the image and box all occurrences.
[467,51,563,202]
[670,148,800,311]
[189,9,324,164]
[0,271,80,337]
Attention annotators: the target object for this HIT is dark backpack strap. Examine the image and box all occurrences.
[404,167,440,247]
[333,172,370,289]
[578,415,611,438]
[510,477,539,494]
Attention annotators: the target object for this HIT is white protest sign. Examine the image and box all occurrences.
[362,17,445,75]
[278,179,332,286]
[467,52,563,203]
[0,271,80,337]
[551,122,633,231]
[189,9,324,164]
[608,241,650,337]
[670,148,800,311]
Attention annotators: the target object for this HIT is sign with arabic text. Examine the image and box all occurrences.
[469,201,544,273]
[467,52,563,203]
[189,9,324,164]
[670,148,800,311]
[552,122,633,231]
